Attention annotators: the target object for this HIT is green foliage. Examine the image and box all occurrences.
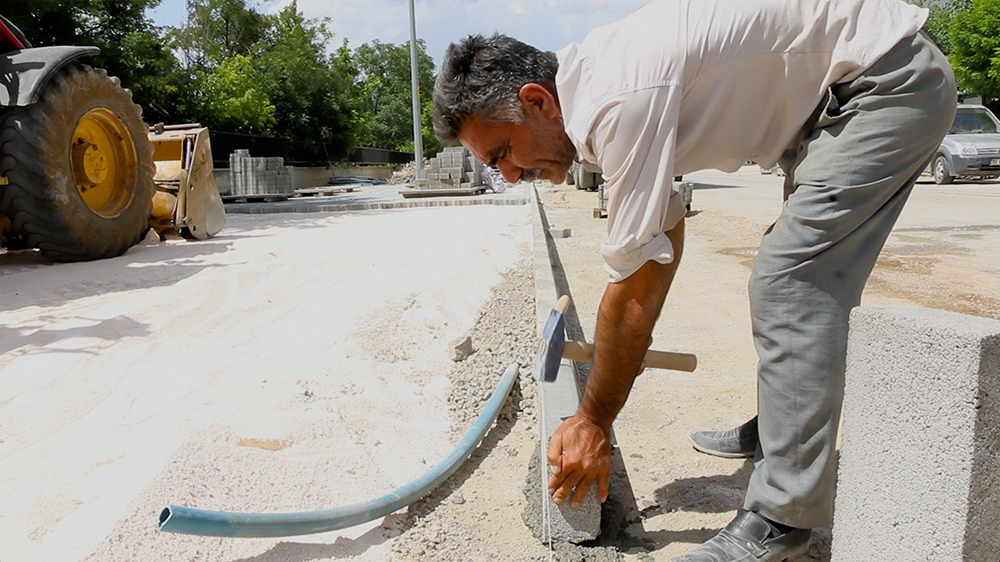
[919,1,955,54]
[351,39,438,157]
[198,55,275,133]
[253,3,357,161]
[421,96,444,158]
[2,0,185,123]
[3,0,441,162]
[166,0,356,161]
[948,0,1000,104]
[169,0,266,70]
[914,0,1000,108]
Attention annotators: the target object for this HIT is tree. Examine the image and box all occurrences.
[919,0,955,54]
[421,96,444,159]
[948,0,1000,109]
[254,3,357,162]
[7,0,438,162]
[167,0,356,162]
[2,0,185,123]
[199,55,276,133]
[351,39,439,157]
[169,0,267,71]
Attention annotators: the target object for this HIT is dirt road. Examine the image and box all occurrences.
[531,167,1000,560]
[1,166,996,562]
[0,205,534,562]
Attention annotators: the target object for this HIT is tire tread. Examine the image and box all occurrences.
[0,64,155,261]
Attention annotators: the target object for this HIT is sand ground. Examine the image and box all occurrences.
[1,167,997,561]
[531,168,999,560]
[0,204,532,562]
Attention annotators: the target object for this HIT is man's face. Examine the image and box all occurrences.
[457,90,576,184]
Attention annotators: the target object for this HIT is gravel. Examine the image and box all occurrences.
[389,256,540,560]
[389,255,628,562]
[444,258,539,438]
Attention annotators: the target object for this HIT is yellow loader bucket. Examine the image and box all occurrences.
[148,124,225,240]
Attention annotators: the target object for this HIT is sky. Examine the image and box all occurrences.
[147,0,656,70]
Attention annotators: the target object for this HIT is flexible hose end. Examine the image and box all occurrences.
[155,363,520,538]
[158,507,173,531]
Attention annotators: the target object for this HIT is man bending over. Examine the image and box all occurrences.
[432,1,955,559]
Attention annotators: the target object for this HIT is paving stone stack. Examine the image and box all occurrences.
[413,146,484,191]
[229,149,293,196]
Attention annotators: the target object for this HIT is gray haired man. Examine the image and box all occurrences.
[433,0,955,559]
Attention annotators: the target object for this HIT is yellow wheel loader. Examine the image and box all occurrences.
[0,15,225,262]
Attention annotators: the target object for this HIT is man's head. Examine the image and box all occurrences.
[433,34,576,184]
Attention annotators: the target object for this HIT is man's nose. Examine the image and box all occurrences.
[496,160,521,183]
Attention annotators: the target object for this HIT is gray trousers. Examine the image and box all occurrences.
[743,32,956,528]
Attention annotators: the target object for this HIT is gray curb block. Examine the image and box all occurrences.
[530,185,602,543]
[833,305,1000,561]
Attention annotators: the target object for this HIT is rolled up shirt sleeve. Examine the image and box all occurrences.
[590,84,685,283]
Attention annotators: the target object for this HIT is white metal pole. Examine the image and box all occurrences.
[408,0,424,179]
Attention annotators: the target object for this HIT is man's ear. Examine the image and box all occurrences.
[518,83,561,120]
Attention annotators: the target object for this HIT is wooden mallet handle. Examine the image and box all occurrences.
[562,341,697,372]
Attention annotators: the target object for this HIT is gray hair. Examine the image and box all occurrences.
[433,33,559,144]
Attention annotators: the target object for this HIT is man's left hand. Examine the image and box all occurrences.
[547,414,612,508]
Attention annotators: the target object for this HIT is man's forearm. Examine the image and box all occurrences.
[577,220,685,429]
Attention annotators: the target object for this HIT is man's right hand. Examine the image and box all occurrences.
[547,414,612,508]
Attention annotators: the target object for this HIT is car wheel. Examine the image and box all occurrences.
[932,154,954,185]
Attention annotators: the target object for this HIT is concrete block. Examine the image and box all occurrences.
[549,228,571,238]
[833,305,1000,562]
[522,441,601,544]
[674,180,693,208]
[228,151,294,196]
[527,185,601,544]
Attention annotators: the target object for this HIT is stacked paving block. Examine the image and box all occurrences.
[229,149,293,196]
[413,146,485,191]
[832,305,1000,561]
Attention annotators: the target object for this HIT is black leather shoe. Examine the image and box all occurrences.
[687,416,758,458]
[671,509,811,562]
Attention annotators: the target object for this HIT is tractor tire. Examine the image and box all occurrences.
[0,64,155,261]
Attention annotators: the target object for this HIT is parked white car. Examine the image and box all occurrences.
[931,104,1000,184]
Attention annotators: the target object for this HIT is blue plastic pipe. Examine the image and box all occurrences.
[157,363,520,538]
